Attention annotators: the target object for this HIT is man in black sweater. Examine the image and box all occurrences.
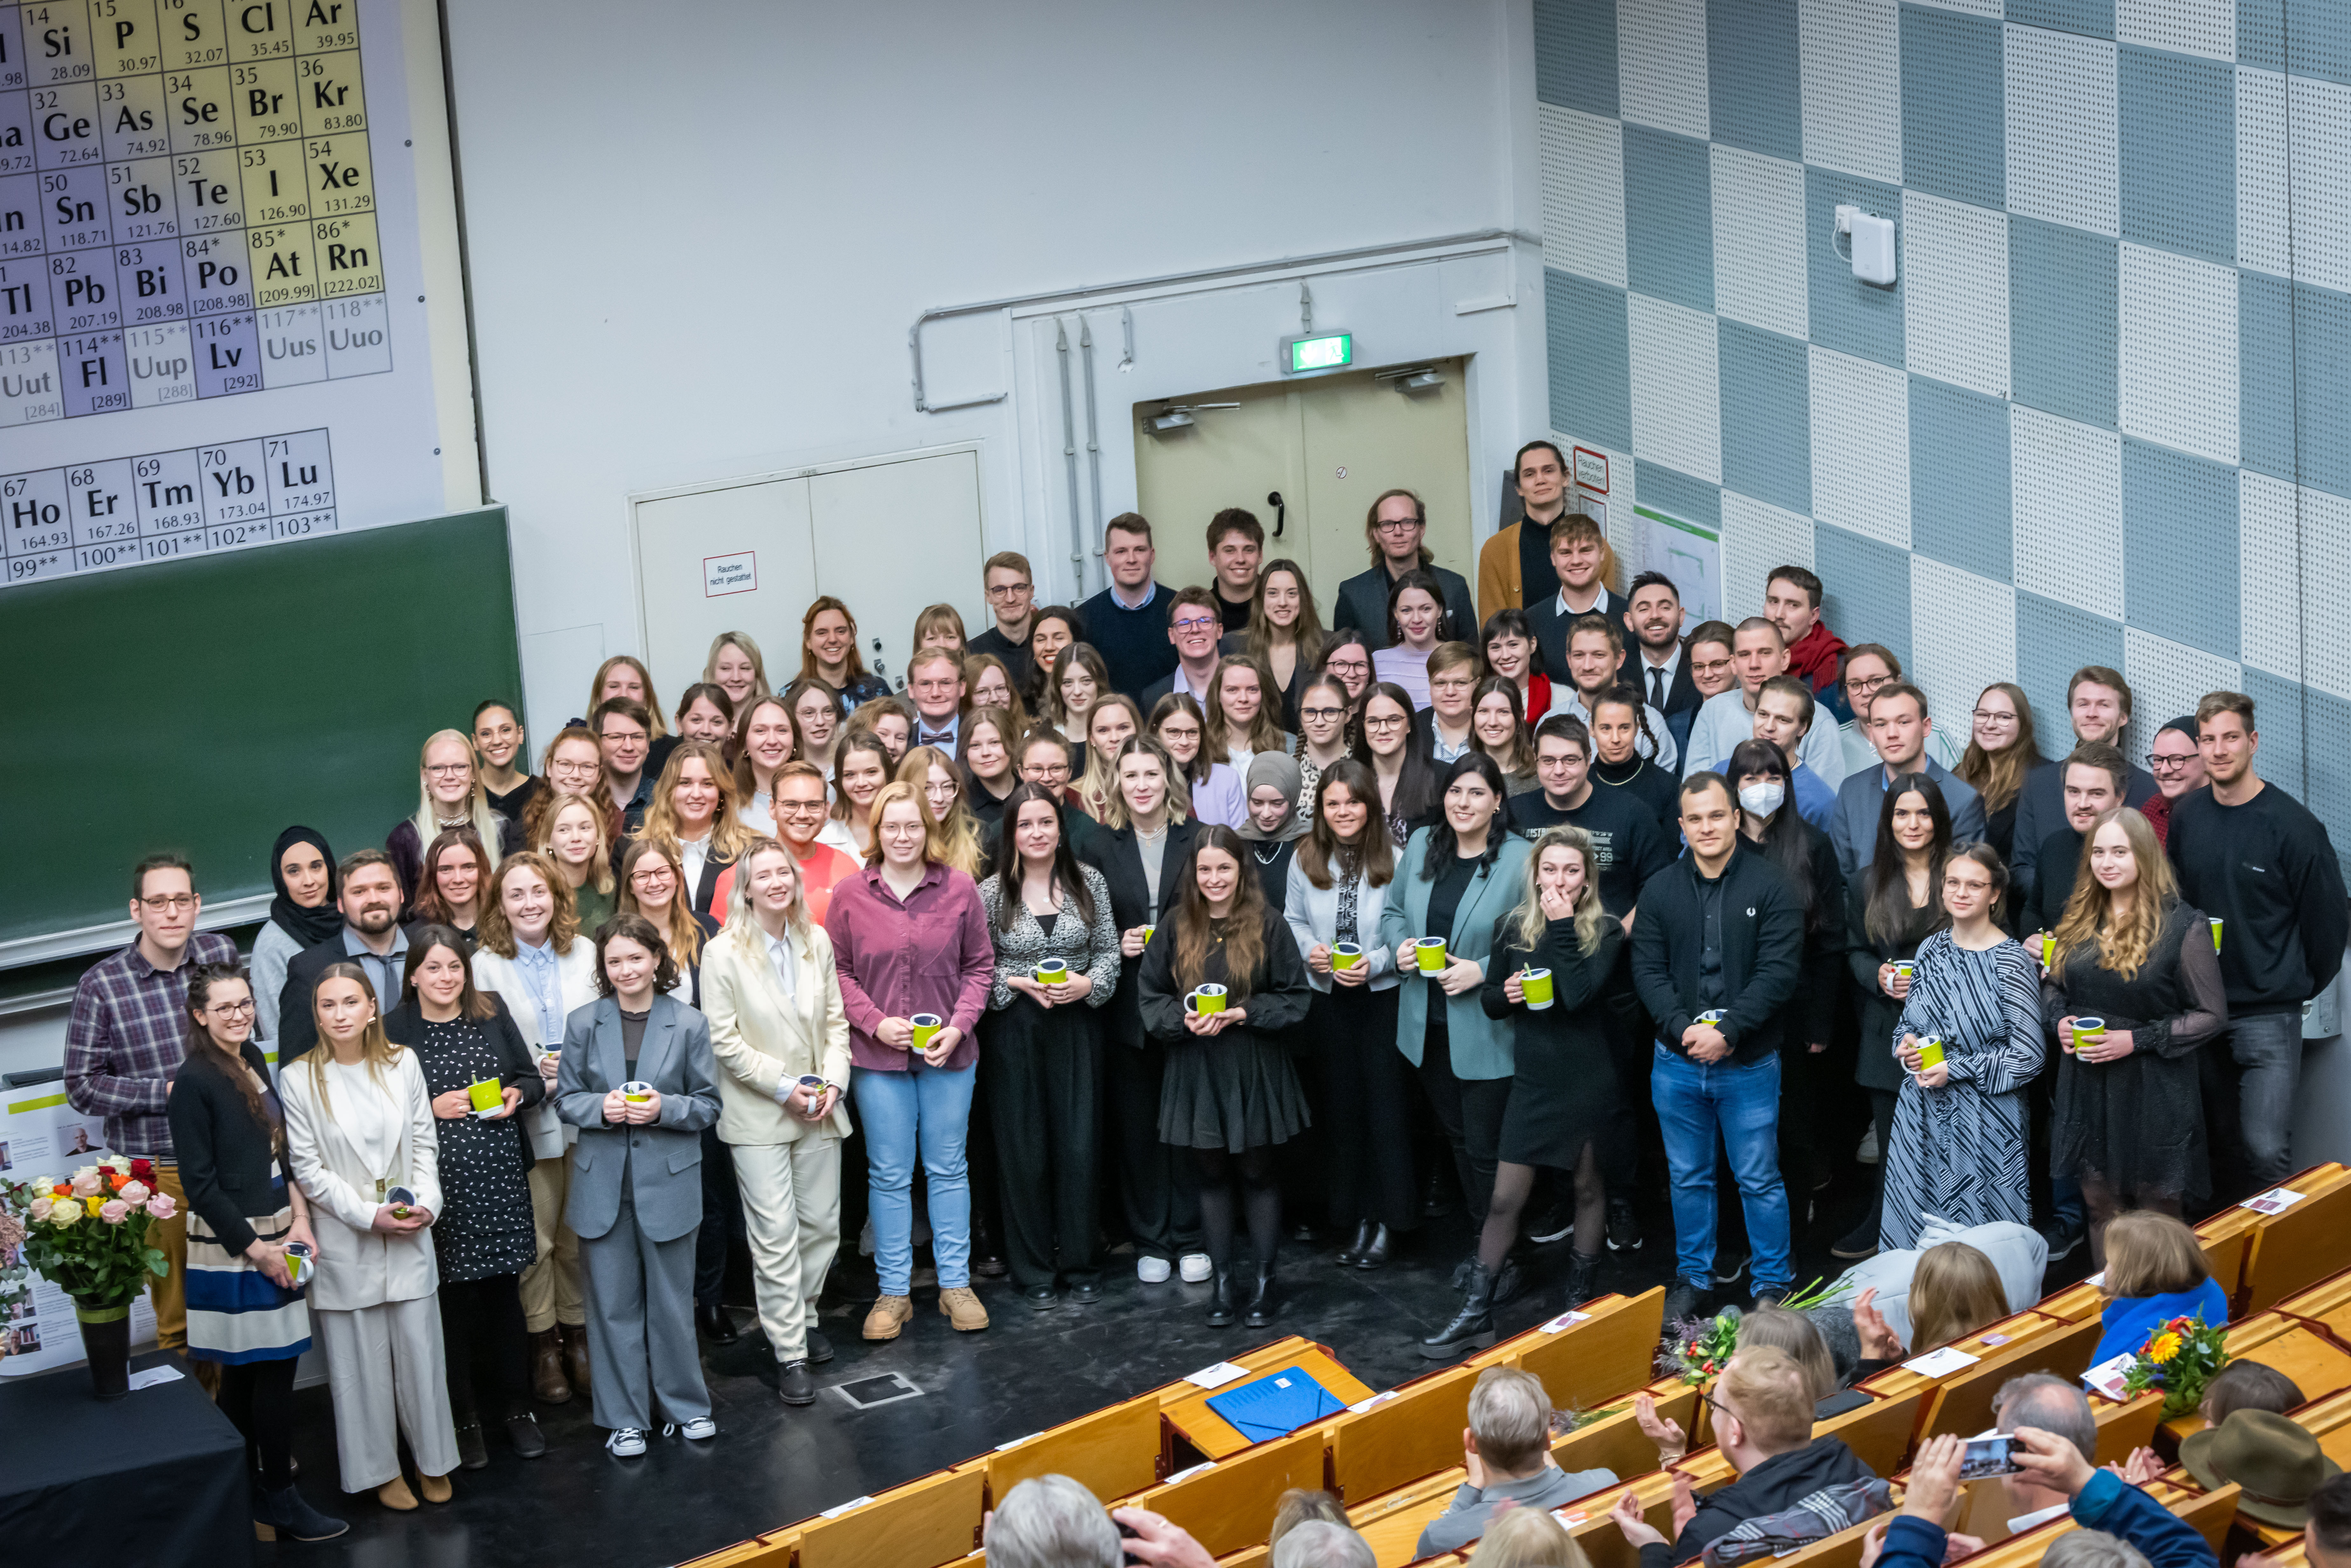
[966,549,1038,691]
[1510,714,1675,915]
[1630,773,1805,1320]
[1075,513,1178,701]
[2010,664,2157,904]
[2019,743,2126,936]
[2168,692,2349,1197]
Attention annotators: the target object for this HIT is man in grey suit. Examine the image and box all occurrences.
[1331,488,1477,649]
[556,915,725,1457]
[1828,681,1986,877]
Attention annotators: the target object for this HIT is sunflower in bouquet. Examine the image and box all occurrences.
[2121,1314,2229,1419]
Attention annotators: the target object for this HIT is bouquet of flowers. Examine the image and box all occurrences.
[2121,1313,2229,1419]
[2,1156,175,1309]
[1659,1279,1838,1384]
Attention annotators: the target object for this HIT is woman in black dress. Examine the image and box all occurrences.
[385,925,546,1464]
[1419,825,1622,1356]
[1836,776,1953,1260]
[2042,807,2225,1267]
[1139,824,1314,1328]
[1237,751,1308,903]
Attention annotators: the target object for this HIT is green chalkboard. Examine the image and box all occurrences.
[0,508,520,956]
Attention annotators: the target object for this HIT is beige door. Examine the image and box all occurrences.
[1131,357,1473,615]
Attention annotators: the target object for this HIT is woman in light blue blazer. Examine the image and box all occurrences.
[555,914,723,1460]
[1379,752,1530,1247]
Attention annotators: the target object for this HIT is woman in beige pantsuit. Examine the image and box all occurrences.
[701,838,853,1408]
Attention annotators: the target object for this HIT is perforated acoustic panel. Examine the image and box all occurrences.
[2122,626,2243,732]
[2236,67,2294,277]
[2120,437,2240,660]
[1909,556,2017,737]
[1711,145,1810,339]
[1718,317,1813,516]
[1619,0,1712,136]
[1808,346,1911,548]
[1909,376,2011,582]
[1801,0,1904,182]
[1901,190,2012,397]
[2003,24,2120,235]
[1544,106,1630,287]
[2238,473,2351,701]
[2010,405,2124,619]
[1721,490,1816,623]
[2114,0,2235,63]
[1628,293,1723,483]
[1815,523,1915,667]
[1902,5,2007,208]
[2117,241,2239,464]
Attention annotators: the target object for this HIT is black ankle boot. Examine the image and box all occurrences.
[1491,1254,1525,1307]
[1335,1219,1373,1267]
[1206,1270,1237,1327]
[1419,1260,1496,1359]
[1354,1222,1392,1270]
[1243,1269,1278,1328]
[1564,1247,1603,1308]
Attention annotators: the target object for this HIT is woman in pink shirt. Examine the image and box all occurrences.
[824,782,995,1341]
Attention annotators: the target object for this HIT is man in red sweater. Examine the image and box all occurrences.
[1766,566,1850,726]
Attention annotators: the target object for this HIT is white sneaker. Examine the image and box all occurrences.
[606,1427,647,1458]
[1137,1255,1172,1283]
[664,1416,717,1441]
[1856,1125,1880,1165]
[1178,1253,1213,1283]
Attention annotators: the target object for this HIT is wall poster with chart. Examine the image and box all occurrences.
[0,0,477,590]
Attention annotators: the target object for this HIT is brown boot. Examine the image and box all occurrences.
[938,1287,990,1332]
[862,1294,914,1341]
[560,1323,591,1395]
[530,1330,571,1404]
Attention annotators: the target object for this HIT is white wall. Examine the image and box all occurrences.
[440,0,1542,736]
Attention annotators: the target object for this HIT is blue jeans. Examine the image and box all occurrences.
[1652,1045,1793,1294]
[852,1060,976,1295]
[2227,1012,2305,1190]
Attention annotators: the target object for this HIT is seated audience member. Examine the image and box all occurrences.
[1843,1238,2018,1382]
[2011,666,2158,902]
[913,601,967,657]
[1151,691,1246,830]
[1957,681,2044,867]
[1468,1507,1586,1568]
[1142,586,1228,711]
[786,677,844,785]
[253,827,340,1042]
[2200,1360,2306,1426]
[2139,717,2204,844]
[1524,513,1628,672]
[958,705,1022,830]
[593,698,658,839]
[388,729,518,909]
[704,629,773,712]
[1342,486,1477,649]
[1268,1489,1350,1554]
[1276,1520,1378,1568]
[410,827,493,949]
[1634,1307,1849,1469]
[672,682,737,749]
[906,646,968,751]
[2182,1411,2340,1540]
[1417,641,1482,764]
[1415,1366,1621,1559]
[1560,613,1678,770]
[969,550,1039,691]
[1751,675,1835,827]
[1023,604,1087,707]
[526,725,606,845]
[734,695,799,830]
[2306,1476,2351,1568]
[1621,570,1703,755]
[1685,620,1739,701]
[473,700,542,823]
[983,1475,1126,1568]
[1612,1346,1883,1566]
[1235,558,1326,732]
[801,595,892,711]
[1371,568,1455,708]
[822,730,895,859]
[1810,1218,2045,1375]
[1205,507,1265,634]
[1961,1407,2225,1568]
[640,740,754,918]
[1994,1373,2109,1533]
[847,693,914,764]
[1829,682,1986,877]
[1837,645,1965,781]
[1471,676,1539,795]
[2018,743,2126,936]
[554,915,724,1458]
[278,850,411,1064]
[1481,608,1555,723]
[900,744,988,880]
[2092,1211,2230,1365]
[1765,566,1850,724]
[1588,686,1682,832]
[1684,618,1847,788]
[533,789,619,935]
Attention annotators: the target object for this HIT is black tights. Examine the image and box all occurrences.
[1192,1145,1281,1277]
[2080,1172,2184,1270]
[216,1356,298,1491]
[1478,1143,1604,1275]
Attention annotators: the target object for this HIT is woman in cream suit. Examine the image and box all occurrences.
[699,837,853,1409]
[280,961,460,1511]
[554,914,724,1458]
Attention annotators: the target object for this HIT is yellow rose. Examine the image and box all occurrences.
[2145,1331,2181,1364]
[49,1198,83,1225]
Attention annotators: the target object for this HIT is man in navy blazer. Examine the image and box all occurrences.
[1827,682,1987,878]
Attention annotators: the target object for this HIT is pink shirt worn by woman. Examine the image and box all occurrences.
[822,862,994,1072]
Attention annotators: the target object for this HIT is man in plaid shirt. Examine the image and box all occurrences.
[64,853,240,1353]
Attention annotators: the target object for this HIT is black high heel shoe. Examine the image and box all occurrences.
[1334,1219,1374,1267]
[1353,1223,1392,1270]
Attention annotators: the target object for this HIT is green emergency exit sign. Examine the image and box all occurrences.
[1283,331,1353,375]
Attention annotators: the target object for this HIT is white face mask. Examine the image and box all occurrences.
[1739,782,1786,819]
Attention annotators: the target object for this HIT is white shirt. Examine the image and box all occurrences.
[324,1059,400,1185]
[1685,687,1847,787]
[1554,584,1609,619]
[1842,719,1962,781]
[681,832,712,899]
[1634,642,1683,710]
[2007,1503,2069,1534]
[1110,580,1156,611]
[762,929,798,1006]
[1171,661,1215,700]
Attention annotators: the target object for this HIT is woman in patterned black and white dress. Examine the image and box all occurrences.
[1881,843,2044,1251]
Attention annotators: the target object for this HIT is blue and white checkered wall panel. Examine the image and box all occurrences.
[1535,0,2351,860]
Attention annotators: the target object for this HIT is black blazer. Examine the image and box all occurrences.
[1527,588,1631,684]
[381,995,546,1169]
[1629,841,1806,1065]
[276,934,378,1067]
[1620,645,1703,719]
[164,1040,282,1256]
[1080,817,1202,1047]
[1331,562,1479,651]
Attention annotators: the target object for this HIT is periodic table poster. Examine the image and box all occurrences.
[0,0,477,591]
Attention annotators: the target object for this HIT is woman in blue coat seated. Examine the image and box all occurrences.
[2091,1210,2230,1367]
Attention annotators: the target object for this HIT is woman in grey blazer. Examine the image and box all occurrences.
[1378,754,1532,1244]
[554,914,723,1459]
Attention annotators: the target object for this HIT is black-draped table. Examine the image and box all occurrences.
[0,1350,247,1565]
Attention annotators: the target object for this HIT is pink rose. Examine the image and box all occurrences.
[99,1199,130,1224]
[70,1171,102,1198]
[28,1197,52,1223]
[119,1180,149,1203]
[143,1193,176,1221]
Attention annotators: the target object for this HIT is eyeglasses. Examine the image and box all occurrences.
[985,582,1032,598]
[1300,706,1346,722]
[1373,519,1421,534]
[140,894,197,912]
[630,867,676,886]
[1364,715,1406,730]
[775,800,828,817]
[1171,617,1219,634]
[550,759,599,779]
[1691,657,1733,677]
[424,762,471,777]
[2149,752,2197,773]
[1845,673,1891,696]
[1971,709,2018,725]
[1325,659,1369,676]
[207,998,257,1016]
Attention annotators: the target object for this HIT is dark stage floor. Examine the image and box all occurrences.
[265,1153,2095,1568]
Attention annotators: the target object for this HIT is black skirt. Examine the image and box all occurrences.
[2046,906,2212,1200]
[1488,918,1622,1169]
[1159,1033,1309,1153]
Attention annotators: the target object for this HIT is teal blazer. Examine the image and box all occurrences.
[1378,829,1531,1080]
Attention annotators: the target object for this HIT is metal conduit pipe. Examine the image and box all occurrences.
[1079,314,1105,597]
[1054,318,1086,589]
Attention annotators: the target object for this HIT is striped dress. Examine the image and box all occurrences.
[184,1080,313,1365]
[1879,932,2045,1251]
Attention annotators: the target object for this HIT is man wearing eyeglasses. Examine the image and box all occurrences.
[1334,488,1477,650]
[66,853,244,1357]
[968,551,1040,691]
[1138,586,1227,713]
[595,697,657,838]
[719,763,858,927]
[2138,717,2203,845]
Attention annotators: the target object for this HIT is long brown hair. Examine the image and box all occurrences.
[1297,759,1394,890]
[412,826,492,927]
[799,595,872,682]
[400,924,497,1020]
[1245,558,1327,670]
[615,839,704,968]
[1172,825,1268,1000]
[2050,807,2175,982]
[1910,1241,2010,1352]
[1959,681,2043,814]
[586,655,668,737]
[989,782,1097,932]
[1206,654,1289,763]
[477,851,580,958]
[184,963,271,1137]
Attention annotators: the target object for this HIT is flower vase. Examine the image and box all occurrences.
[72,1298,132,1400]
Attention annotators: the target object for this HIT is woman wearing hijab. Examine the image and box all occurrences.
[1237,752,1310,903]
[254,827,341,1044]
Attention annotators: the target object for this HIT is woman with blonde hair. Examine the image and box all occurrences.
[1075,694,1145,824]
[911,602,967,656]
[1958,680,2044,866]
[1235,558,1326,733]
[615,839,715,1003]
[703,630,771,710]
[583,655,668,738]
[280,962,459,1510]
[1207,653,1294,781]
[733,694,799,831]
[2044,806,2223,1264]
[637,740,757,918]
[532,790,618,936]
[1471,1503,1588,1568]
[897,744,987,879]
[2094,1211,2228,1362]
[1423,824,1619,1357]
[388,729,517,911]
[1849,1238,2014,1378]
[799,596,891,712]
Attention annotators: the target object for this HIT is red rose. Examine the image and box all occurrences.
[130,1159,154,1179]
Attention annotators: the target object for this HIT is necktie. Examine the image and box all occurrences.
[1650,666,1666,709]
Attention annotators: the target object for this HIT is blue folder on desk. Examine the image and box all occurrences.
[1205,1364,1346,1442]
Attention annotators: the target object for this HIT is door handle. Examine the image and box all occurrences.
[1267,491,1285,539]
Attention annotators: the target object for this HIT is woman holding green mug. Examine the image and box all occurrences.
[1880,844,2044,1251]
[2042,807,2225,1268]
